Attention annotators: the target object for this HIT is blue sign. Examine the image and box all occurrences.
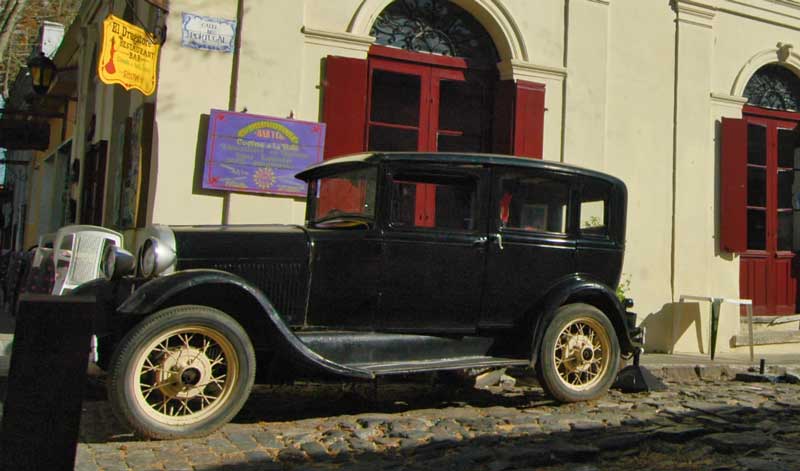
[203,110,326,197]
[181,13,236,53]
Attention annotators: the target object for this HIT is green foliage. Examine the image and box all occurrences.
[582,216,602,228]
[616,273,631,303]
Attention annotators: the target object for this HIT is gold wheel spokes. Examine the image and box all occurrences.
[553,317,611,392]
[132,325,239,426]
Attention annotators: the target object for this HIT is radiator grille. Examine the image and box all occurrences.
[70,234,105,284]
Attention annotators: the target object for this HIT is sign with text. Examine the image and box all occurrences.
[97,15,159,96]
[181,13,236,52]
[203,110,326,196]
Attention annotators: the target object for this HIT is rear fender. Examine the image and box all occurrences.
[529,277,635,364]
[116,269,373,379]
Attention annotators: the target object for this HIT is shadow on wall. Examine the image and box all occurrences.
[639,302,705,354]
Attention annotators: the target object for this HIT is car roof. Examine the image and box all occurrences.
[295,152,625,187]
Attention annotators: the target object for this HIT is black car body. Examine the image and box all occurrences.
[65,152,640,439]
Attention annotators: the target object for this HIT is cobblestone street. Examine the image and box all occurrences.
[74,368,800,471]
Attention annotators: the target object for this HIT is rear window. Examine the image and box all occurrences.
[580,181,612,238]
[497,171,569,234]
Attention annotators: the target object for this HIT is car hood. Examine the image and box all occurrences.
[171,224,309,264]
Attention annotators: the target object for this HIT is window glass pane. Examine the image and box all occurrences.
[747,124,766,165]
[778,128,796,168]
[778,211,793,251]
[437,134,481,152]
[439,80,482,135]
[310,168,377,224]
[498,173,569,234]
[390,174,477,230]
[747,209,766,250]
[580,181,612,237]
[778,169,794,209]
[370,70,420,126]
[368,125,418,151]
[747,167,766,207]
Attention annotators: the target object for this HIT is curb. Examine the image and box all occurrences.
[645,364,795,383]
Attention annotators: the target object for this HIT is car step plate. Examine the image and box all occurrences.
[348,356,530,375]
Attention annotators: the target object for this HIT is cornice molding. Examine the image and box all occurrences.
[710,92,747,118]
[674,0,718,28]
[498,59,567,82]
[710,92,748,105]
[301,26,374,52]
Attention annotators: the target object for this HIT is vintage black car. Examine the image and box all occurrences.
[62,152,641,439]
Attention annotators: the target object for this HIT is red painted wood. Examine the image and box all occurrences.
[514,81,546,159]
[491,80,546,159]
[774,256,797,315]
[322,56,368,159]
[369,45,469,69]
[720,118,748,253]
[739,113,800,315]
[743,105,800,121]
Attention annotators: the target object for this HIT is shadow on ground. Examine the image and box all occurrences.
[77,374,800,471]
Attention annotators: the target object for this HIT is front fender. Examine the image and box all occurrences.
[116,269,373,380]
[531,276,636,361]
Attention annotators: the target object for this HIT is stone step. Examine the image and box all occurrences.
[733,329,800,347]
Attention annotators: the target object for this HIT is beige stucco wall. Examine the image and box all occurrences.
[74,0,800,352]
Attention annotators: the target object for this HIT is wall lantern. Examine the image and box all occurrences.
[27,52,57,95]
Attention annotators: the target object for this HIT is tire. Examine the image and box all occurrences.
[107,305,256,439]
[536,303,619,402]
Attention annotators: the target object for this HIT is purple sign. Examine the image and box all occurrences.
[203,110,326,196]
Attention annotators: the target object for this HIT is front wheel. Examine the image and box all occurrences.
[108,305,256,439]
[537,303,619,402]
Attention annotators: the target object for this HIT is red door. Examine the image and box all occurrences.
[366,47,492,226]
[740,108,799,315]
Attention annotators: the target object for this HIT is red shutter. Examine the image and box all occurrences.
[322,56,368,159]
[492,80,545,158]
[720,117,748,253]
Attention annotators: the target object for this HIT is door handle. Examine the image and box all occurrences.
[490,233,504,251]
[473,236,488,248]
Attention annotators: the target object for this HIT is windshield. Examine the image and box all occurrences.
[308,167,377,226]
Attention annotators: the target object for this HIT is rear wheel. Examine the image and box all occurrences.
[537,303,619,402]
[108,305,255,439]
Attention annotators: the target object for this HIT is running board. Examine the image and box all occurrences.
[348,356,530,376]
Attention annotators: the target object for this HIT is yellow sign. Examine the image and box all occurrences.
[98,15,159,96]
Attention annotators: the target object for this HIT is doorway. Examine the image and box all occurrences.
[739,107,800,315]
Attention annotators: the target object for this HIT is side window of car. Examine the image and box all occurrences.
[389,173,478,231]
[497,171,569,234]
[580,180,612,238]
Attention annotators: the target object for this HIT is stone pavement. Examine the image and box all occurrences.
[74,367,800,471]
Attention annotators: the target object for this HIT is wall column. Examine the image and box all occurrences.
[672,0,718,302]
[562,0,610,170]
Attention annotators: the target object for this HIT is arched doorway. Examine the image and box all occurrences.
[322,0,546,160]
[723,64,800,315]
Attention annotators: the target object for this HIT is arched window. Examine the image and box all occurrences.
[743,64,800,112]
[322,0,546,163]
[370,0,498,67]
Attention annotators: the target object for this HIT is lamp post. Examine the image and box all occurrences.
[27,52,57,95]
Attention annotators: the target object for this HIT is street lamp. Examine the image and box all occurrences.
[27,52,57,95]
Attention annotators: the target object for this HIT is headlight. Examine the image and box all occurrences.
[102,243,134,280]
[139,239,157,278]
[138,237,176,278]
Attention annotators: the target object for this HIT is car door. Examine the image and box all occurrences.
[378,164,488,333]
[481,167,577,328]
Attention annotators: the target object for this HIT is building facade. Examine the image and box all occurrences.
[12,0,800,353]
